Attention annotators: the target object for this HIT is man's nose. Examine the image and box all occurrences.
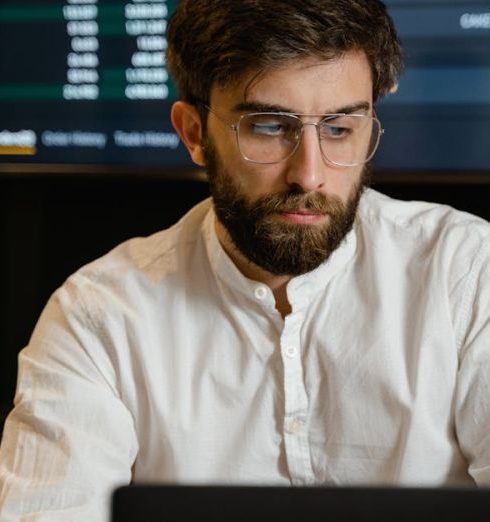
[284,123,327,193]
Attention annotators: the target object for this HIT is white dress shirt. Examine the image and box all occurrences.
[1,188,490,521]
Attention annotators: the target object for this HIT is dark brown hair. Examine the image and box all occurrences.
[166,0,402,105]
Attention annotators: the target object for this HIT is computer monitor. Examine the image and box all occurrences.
[1,0,489,175]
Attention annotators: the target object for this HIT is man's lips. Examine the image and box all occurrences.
[276,209,327,224]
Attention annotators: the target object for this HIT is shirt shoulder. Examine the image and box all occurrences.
[72,197,213,287]
[357,189,490,351]
[25,198,214,382]
[45,198,214,334]
[358,188,490,249]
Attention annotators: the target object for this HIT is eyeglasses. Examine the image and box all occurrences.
[205,106,384,167]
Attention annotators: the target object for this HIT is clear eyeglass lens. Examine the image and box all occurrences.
[237,113,301,163]
[237,113,381,166]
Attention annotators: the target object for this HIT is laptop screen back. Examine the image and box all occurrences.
[112,485,490,522]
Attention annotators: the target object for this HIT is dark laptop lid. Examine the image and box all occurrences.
[112,484,490,522]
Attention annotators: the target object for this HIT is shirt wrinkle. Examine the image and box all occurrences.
[456,243,490,357]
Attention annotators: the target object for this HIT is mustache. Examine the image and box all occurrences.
[251,190,344,216]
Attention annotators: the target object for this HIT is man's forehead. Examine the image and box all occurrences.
[210,51,373,112]
[211,57,337,99]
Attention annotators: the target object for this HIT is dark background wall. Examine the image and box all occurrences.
[1,172,489,431]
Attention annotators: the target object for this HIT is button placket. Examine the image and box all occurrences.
[285,417,306,434]
[280,312,314,484]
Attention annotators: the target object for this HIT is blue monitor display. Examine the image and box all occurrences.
[0,0,489,173]
[375,0,490,172]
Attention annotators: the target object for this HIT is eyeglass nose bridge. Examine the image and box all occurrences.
[288,120,325,159]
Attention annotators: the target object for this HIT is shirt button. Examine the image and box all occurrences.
[254,286,268,300]
[284,346,297,358]
[285,418,305,434]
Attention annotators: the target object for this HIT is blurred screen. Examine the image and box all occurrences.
[376,0,490,172]
[0,0,489,172]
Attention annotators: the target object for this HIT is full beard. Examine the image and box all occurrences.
[204,139,369,277]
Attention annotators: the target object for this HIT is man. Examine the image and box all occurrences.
[1,0,490,520]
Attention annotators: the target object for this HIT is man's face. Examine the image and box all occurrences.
[203,51,374,276]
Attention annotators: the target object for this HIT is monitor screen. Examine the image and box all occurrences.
[0,0,489,173]
[0,0,189,171]
[375,0,490,173]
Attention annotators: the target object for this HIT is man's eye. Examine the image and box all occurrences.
[321,124,351,139]
[251,122,286,136]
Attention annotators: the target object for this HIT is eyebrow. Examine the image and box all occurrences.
[232,100,371,115]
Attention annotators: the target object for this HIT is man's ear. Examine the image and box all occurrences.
[171,101,206,166]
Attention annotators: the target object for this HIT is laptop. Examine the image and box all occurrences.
[112,484,490,522]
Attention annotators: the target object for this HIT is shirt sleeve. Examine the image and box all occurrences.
[455,244,490,484]
[0,276,139,521]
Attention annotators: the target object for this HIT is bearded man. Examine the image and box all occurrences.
[1,1,490,521]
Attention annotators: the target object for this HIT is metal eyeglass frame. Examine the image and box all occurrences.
[202,104,384,167]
